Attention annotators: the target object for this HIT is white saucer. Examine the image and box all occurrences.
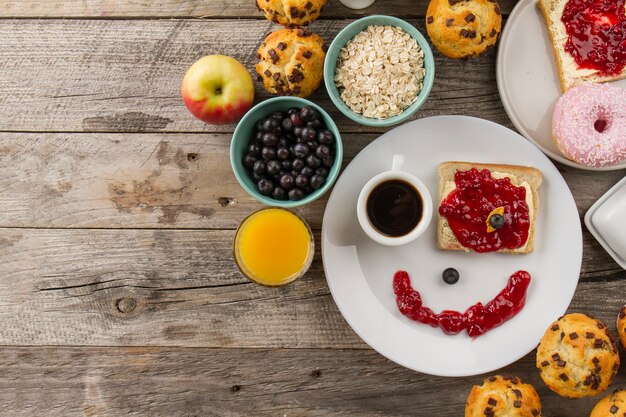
[496,0,626,171]
[321,116,582,376]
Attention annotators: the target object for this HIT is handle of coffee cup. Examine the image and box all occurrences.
[391,154,404,171]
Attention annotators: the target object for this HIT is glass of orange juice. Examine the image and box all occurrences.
[234,208,315,286]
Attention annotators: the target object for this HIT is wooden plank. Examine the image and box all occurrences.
[0,0,518,18]
[0,132,623,229]
[0,227,621,348]
[0,132,369,229]
[0,19,511,134]
[1,345,625,417]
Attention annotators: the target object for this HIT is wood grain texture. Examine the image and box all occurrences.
[0,0,518,18]
[0,227,621,348]
[1,346,626,417]
[0,19,510,134]
[0,132,624,230]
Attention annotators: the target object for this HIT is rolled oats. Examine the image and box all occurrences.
[334,25,426,119]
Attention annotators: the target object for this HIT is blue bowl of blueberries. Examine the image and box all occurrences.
[230,97,343,207]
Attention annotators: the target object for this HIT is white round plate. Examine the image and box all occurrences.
[321,116,582,377]
[496,0,626,171]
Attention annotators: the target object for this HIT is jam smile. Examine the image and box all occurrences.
[393,270,531,337]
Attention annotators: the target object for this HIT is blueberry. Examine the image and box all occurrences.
[292,158,305,171]
[253,160,266,174]
[307,118,323,129]
[276,147,290,160]
[315,167,329,177]
[287,107,300,116]
[288,187,305,201]
[301,166,314,177]
[258,178,274,196]
[290,113,304,127]
[316,145,330,159]
[310,174,325,189]
[442,268,460,285]
[281,160,292,170]
[254,131,264,143]
[272,186,286,200]
[279,174,295,190]
[295,174,309,188]
[489,214,505,230]
[262,118,279,132]
[273,127,283,137]
[293,126,303,138]
[322,156,335,168]
[277,137,289,148]
[261,146,276,160]
[306,141,317,150]
[254,120,264,132]
[281,117,294,132]
[300,106,318,122]
[262,132,278,147]
[271,111,286,120]
[293,143,310,158]
[306,154,321,168]
[266,160,281,175]
[252,172,265,182]
[248,143,261,157]
[301,127,317,141]
[243,155,256,169]
[318,129,334,145]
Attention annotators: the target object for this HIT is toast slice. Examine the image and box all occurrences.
[437,162,543,254]
[537,0,626,92]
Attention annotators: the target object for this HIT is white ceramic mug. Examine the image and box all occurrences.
[337,0,376,9]
[357,154,432,246]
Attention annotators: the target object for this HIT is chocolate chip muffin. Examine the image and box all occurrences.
[618,305,626,350]
[591,389,626,417]
[256,28,326,98]
[465,375,542,417]
[536,313,620,398]
[425,0,502,59]
[257,0,326,27]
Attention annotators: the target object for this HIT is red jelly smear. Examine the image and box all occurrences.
[562,0,626,75]
[393,270,531,337]
[439,169,530,253]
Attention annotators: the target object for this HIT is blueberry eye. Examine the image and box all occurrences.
[489,214,505,230]
[442,268,459,285]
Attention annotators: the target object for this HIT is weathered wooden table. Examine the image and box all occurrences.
[0,1,624,415]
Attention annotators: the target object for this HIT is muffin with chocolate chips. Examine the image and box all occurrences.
[591,388,626,417]
[536,313,620,398]
[465,375,542,417]
[425,0,502,59]
[257,0,326,27]
[617,305,626,350]
[256,28,326,98]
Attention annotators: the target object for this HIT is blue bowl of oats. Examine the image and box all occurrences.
[323,15,435,127]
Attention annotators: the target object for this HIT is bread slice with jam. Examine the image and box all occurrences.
[537,0,626,92]
[437,161,543,254]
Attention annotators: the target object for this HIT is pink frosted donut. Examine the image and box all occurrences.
[552,83,626,168]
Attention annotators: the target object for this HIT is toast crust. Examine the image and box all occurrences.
[536,0,626,91]
[437,161,542,254]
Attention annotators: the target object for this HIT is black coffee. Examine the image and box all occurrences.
[366,179,423,237]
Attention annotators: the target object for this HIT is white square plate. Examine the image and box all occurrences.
[585,176,626,270]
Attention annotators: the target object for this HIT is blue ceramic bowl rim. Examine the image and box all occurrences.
[230,96,343,208]
[323,15,435,127]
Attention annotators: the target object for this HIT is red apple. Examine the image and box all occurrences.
[181,55,254,125]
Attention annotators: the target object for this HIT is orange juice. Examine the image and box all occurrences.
[234,208,314,286]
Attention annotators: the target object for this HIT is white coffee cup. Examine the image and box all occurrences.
[357,154,432,246]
